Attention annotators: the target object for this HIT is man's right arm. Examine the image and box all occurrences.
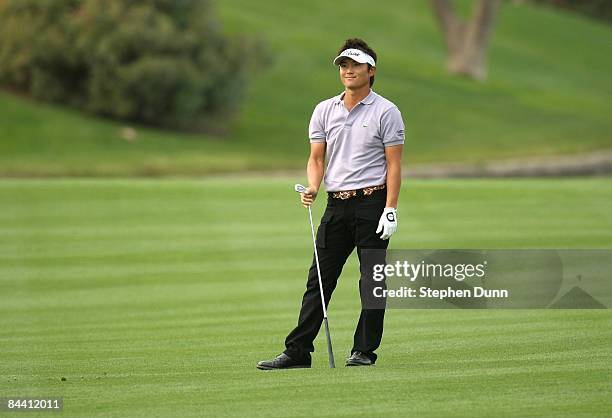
[301,142,326,208]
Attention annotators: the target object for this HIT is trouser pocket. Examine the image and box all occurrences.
[355,199,386,248]
[315,207,334,248]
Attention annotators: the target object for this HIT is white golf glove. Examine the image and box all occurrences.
[376,207,397,240]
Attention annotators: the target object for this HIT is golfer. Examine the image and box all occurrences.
[258,38,404,369]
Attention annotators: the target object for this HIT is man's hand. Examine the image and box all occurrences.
[300,187,318,208]
[376,207,397,240]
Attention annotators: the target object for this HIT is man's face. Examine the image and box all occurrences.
[339,58,375,90]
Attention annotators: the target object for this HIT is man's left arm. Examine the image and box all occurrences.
[377,106,405,240]
[376,144,403,240]
[384,144,403,209]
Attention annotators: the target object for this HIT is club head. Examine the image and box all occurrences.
[294,184,308,194]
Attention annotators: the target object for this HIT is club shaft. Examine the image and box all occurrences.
[323,317,335,368]
[307,206,335,368]
[308,206,328,318]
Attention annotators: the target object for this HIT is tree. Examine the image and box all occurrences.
[430,0,500,80]
[0,0,267,132]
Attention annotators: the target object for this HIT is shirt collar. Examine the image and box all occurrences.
[360,90,376,105]
[334,89,377,106]
[334,92,344,105]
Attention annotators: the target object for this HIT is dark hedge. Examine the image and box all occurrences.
[0,0,267,131]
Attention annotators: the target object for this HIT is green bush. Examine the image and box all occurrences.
[0,0,267,131]
[528,0,612,23]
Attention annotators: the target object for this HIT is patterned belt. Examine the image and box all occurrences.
[330,184,386,200]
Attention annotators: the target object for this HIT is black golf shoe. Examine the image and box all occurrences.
[345,351,374,367]
[256,353,311,370]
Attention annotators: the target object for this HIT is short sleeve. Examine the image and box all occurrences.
[309,103,326,143]
[380,106,405,147]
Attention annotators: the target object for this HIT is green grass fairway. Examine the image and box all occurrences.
[1,178,611,417]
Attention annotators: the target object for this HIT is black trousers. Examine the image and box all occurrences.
[284,188,388,363]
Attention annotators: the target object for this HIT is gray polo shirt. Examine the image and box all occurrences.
[309,90,404,192]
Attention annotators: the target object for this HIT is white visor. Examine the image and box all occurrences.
[332,48,376,67]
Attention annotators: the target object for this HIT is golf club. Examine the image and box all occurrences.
[294,184,336,368]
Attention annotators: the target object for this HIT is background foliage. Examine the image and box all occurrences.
[0,0,611,176]
[529,0,612,23]
[0,0,265,131]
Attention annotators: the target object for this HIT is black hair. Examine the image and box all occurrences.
[337,38,377,87]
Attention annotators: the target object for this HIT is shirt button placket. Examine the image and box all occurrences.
[345,105,358,129]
